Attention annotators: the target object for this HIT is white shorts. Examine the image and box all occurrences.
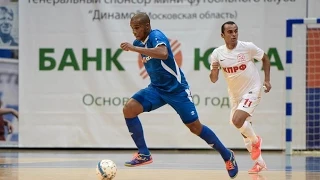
[229,91,261,124]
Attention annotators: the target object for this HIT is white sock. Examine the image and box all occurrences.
[243,137,252,153]
[256,155,266,167]
[239,121,258,144]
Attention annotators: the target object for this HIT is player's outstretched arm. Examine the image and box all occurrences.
[133,45,168,60]
[210,62,219,83]
[261,53,271,92]
[120,42,168,60]
[0,108,18,118]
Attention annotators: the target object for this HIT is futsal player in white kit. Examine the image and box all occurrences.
[209,21,272,173]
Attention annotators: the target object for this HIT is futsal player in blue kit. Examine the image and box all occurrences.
[120,12,238,178]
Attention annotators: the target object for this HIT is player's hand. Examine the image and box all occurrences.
[120,42,135,51]
[211,62,219,70]
[4,120,13,134]
[7,124,13,134]
[263,81,271,93]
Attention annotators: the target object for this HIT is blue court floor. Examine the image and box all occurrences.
[0,149,319,180]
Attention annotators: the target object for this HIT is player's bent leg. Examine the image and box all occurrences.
[123,98,143,118]
[163,90,238,178]
[242,133,267,174]
[232,110,261,161]
[123,86,166,167]
[242,128,252,154]
[242,133,252,154]
[185,121,229,153]
[232,110,250,128]
[123,98,153,167]
[185,120,238,178]
[241,127,267,173]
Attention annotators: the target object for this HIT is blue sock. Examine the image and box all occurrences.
[125,117,150,155]
[199,125,231,161]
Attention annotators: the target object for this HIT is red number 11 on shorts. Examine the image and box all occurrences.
[243,98,252,108]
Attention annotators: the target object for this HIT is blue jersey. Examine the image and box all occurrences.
[133,29,189,93]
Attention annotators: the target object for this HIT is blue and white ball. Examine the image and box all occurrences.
[96,159,117,180]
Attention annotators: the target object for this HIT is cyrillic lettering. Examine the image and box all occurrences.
[44,0,52,4]
[92,10,102,21]
[106,49,125,71]
[194,48,214,70]
[220,97,230,108]
[95,97,102,106]
[192,94,200,106]
[211,97,220,106]
[188,0,200,6]
[53,0,59,5]
[267,48,284,70]
[103,97,111,106]
[83,94,94,105]
[199,11,236,20]
[104,12,114,19]
[103,0,150,5]
[39,48,56,71]
[199,11,210,19]
[148,13,197,20]
[82,49,102,70]
[83,96,131,106]
[114,13,121,19]
[58,49,80,71]
[112,97,121,106]
[154,0,182,3]
[228,13,235,19]
[61,0,69,3]
[239,64,246,70]
[122,12,134,19]
[30,1,102,5]
[227,67,233,73]
[233,66,239,72]
[205,97,211,105]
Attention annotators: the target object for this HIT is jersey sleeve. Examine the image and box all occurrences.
[133,39,143,47]
[149,31,167,48]
[248,42,264,61]
[209,49,219,70]
[133,39,139,46]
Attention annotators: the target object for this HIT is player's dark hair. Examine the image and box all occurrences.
[131,12,150,25]
[221,21,236,34]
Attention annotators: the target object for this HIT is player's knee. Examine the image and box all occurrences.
[186,120,202,135]
[123,99,143,118]
[232,117,245,129]
[232,110,249,128]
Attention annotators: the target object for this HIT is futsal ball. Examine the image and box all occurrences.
[96,159,117,180]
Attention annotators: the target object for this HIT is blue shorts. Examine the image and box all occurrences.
[131,86,199,124]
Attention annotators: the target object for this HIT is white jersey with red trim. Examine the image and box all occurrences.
[210,41,264,99]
